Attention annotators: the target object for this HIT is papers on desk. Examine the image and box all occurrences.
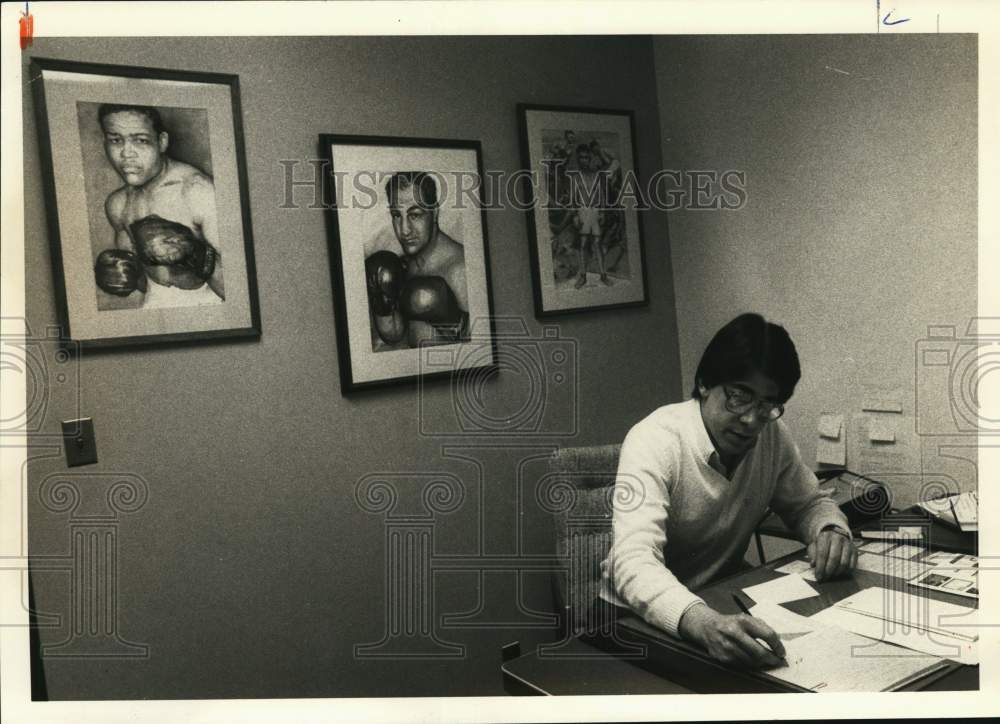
[885,543,924,560]
[923,550,978,568]
[860,527,923,541]
[853,542,979,596]
[749,602,943,692]
[917,492,978,532]
[742,574,819,605]
[855,552,931,580]
[774,559,818,582]
[857,540,896,555]
[854,541,931,579]
[909,564,979,600]
[811,587,978,665]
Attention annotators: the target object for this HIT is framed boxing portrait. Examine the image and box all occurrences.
[319,134,497,393]
[29,57,261,349]
[518,104,648,317]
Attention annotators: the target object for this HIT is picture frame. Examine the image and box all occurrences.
[518,104,648,316]
[29,57,261,350]
[319,134,497,393]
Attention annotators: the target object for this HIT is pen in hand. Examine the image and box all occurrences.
[731,593,788,666]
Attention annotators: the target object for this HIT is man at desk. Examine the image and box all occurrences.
[601,313,859,669]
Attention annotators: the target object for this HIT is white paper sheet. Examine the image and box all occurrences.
[817,435,847,466]
[909,565,978,600]
[813,604,978,665]
[818,413,844,439]
[868,417,897,443]
[749,603,942,691]
[774,559,818,582]
[858,540,896,554]
[855,552,930,580]
[743,574,819,605]
[832,587,978,643]
[885,544,925,560]
[860,528,923,541]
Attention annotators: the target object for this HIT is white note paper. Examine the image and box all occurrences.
[750,602,942,691]
[812,587,978,665]
[854,552,930,580]
[818,413,844,439]
[860,528,923,541]
[868,417,897,443]
[774,559,818,582]
[743,575,819,605]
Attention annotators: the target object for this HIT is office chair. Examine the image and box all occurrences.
[545,444,620,637]
[545,444,770,635]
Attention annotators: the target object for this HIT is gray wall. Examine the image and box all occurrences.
[23,36,682,699]
[654,35,978,507]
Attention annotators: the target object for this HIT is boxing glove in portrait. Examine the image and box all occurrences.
[399,275,469,341]
[94,248,148,297]
[365,250,407,316]
[129,214,217,281]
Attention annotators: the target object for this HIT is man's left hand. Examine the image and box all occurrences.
[806,526,858,581]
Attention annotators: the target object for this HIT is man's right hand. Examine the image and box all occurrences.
[365,250,406,316]
[678,602,786,669]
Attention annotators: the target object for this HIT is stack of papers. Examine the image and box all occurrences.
[774,559,817,582]
[917,492,978,532]
[811,587,978,665]
[909,558,979,599]
[855,552,931,580]
[860,527,923,540]
[750,602,943,691]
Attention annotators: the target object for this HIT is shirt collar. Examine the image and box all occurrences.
[685,398,720,467]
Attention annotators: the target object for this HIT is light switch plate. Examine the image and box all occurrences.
[62,418,97,467]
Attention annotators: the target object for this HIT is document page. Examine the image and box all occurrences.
[742,575,819,605]
[750,602,943,692]
[811,586,979,665]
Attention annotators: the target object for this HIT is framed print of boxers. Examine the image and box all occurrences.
[30,57,261,350]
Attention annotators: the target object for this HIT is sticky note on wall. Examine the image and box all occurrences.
[869,417,897,443]
[819,414,843,439]
[817,413,846,465]
[862,397,903,413]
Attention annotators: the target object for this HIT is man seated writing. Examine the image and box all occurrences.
[600,313,857,669]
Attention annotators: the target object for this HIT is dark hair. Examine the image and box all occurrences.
[385,171,439,210]
[98,104,166,136]
[576,143,591,156]
[691,313,801,403]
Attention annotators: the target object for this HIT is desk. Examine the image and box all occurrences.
[505,545,978,695]
[604,546,978,693]
[501,638,693,695]
[757,507,976,555]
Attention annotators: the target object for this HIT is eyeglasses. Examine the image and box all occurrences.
[722,384,785,422]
